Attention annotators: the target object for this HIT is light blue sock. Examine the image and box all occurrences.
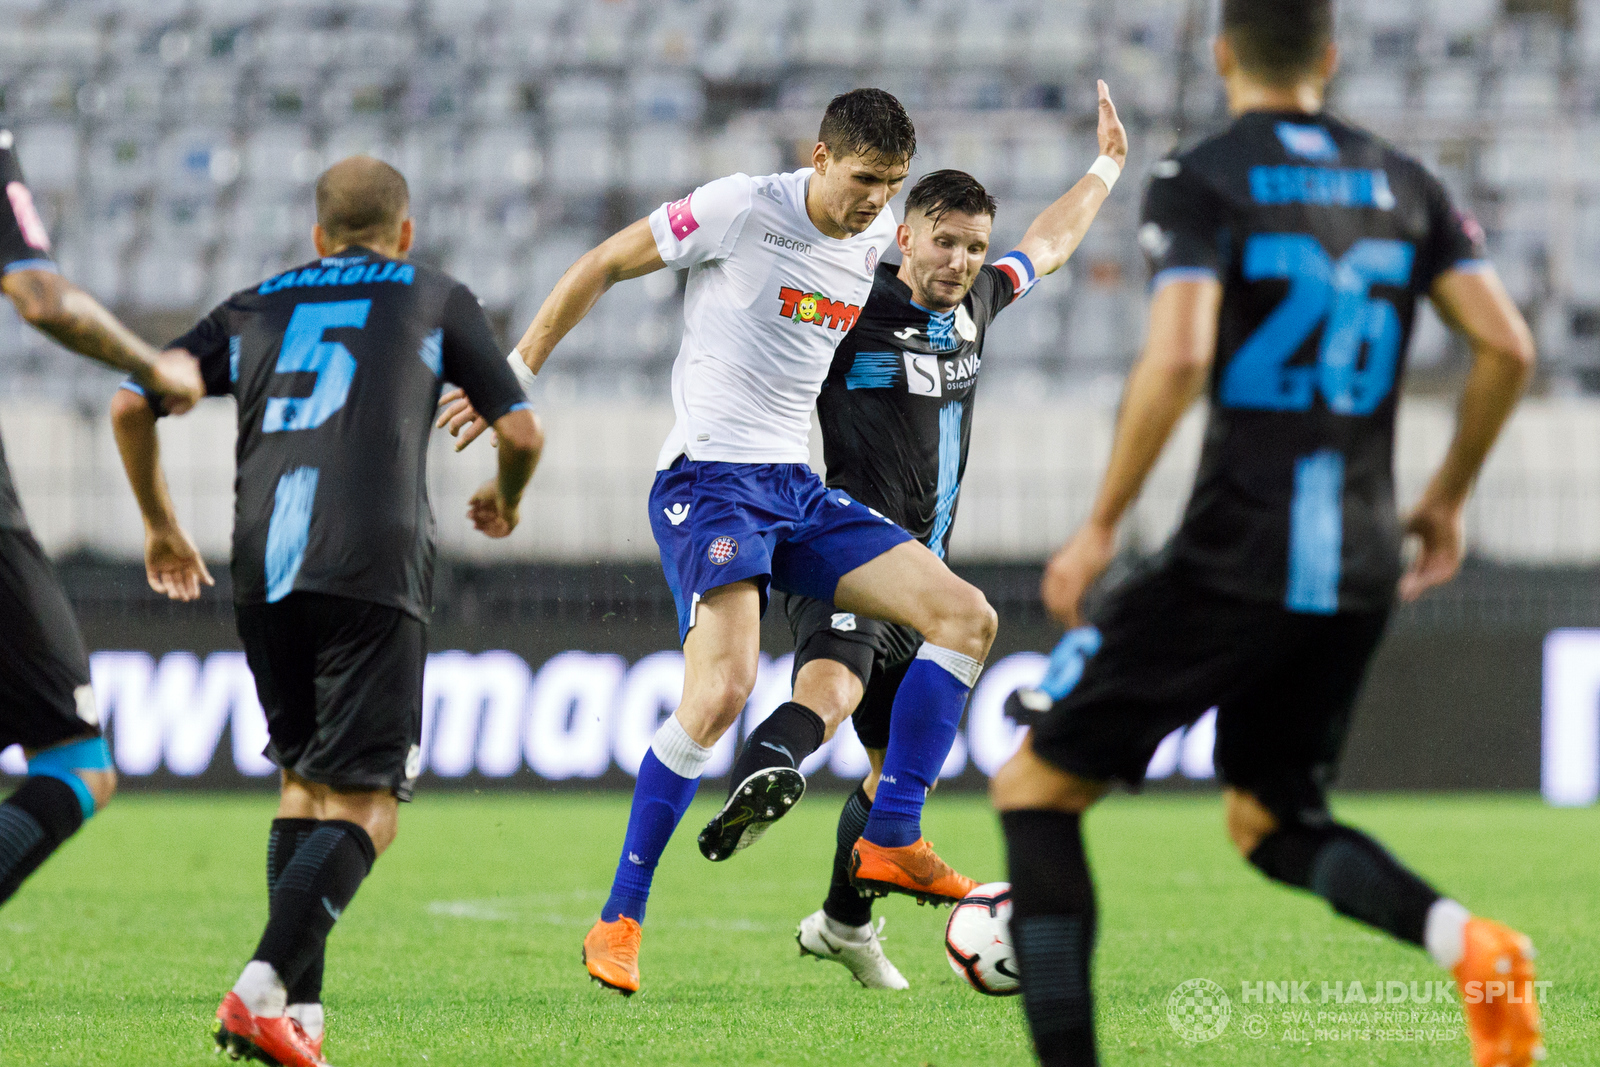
[862,645,982,848]
[600,717,711,923]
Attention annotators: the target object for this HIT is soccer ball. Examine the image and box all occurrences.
[944,882,1020,996]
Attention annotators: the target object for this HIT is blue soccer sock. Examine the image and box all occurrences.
[862,644,983,849]
[601,715,713,924]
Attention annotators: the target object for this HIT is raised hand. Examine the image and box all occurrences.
[1096,80,1128,169]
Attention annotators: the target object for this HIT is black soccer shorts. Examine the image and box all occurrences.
[0,528,99,753]
[1030,560,1390,826]
[236,592,425,801]
[784,592,921,751]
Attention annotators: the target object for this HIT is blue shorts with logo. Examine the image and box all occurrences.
[648,457,913,643]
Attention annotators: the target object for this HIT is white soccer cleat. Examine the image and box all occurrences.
[796,909,910,990]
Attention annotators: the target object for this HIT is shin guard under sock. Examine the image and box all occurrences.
[267,818,325,1006]
[0,776,86,905]
[726,702,824,793]
[1248,823,1440,946]
[1003,810,1099,1067]
[252,820,376,992]
[862,645,981,848]
[601,716,711,923]
[822,785,875,927]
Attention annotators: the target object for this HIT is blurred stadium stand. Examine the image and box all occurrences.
[1,0,1599,566]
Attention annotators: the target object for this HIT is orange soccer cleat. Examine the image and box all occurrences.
[214,991,330,1067]
[850,837,979,906]
[1453,917,1545,1067]
[583,916,642,995]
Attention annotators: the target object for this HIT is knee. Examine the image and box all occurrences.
[81,769,116,812]
[925,582,998,656]
[1224,788,1279,859]
[990,740,1102,813]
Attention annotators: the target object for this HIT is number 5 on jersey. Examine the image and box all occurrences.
[263,299,372,433]
[1221,235,1414,417]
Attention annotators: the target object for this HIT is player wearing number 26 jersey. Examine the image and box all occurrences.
[993,5,1542,1067]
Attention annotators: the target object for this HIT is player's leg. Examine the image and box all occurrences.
[992,741,1108,1067]
[0,527,113,908]
[702,594,874,862]
[266,778,325,1044]
[830,541,996,900]
[1220,612,1543,1065]
[585,581,761,992]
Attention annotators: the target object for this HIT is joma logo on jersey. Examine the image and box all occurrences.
[777,286,860,332]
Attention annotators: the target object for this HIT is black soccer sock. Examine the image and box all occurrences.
[252,820,376,991]
[1002,810,1099,1067]
[822,785,875,927]
[1249,823,1440,946]
[267,818,325,1004]
[726,702,825,793]
[0,777,86,906]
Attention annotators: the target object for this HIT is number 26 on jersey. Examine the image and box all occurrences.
[1221,234,1415,417]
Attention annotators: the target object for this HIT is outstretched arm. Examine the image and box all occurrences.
[109,388,213,601]
[1040,278,1222,626]
[1398,266,1535,601]
[3,268,203,412]
[1013,81,1129,279]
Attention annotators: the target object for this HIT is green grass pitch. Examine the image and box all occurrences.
[0,792,1592,1066]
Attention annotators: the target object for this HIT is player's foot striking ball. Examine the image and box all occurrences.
[850,837,978,905]
[110,157,542,1055]
[991,2,1540,1065]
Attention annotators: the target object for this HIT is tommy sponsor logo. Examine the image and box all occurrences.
[663,502,691,526]
[778,286,861,332]
[763,232,813,255]
[708,536,739,565]
[666,194,699,239]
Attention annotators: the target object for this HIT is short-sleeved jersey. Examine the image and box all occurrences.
[648,168,897,469]
[143,247,527,620]
[1141,111,1488,613]
[0,131,58,532]
[817,254,1034,557]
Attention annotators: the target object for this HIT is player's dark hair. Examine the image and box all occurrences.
[315,156,410,248]
[1222,0,1335,85]
[905,170,998,227]
[818,88,917,164]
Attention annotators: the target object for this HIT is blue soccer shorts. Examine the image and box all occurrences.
[648,457,913,643]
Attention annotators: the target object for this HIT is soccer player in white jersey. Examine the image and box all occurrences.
[441,90,1005,994]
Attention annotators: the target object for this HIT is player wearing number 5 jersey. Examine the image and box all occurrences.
[110,157,542,1067]
[991,3,1544,1067]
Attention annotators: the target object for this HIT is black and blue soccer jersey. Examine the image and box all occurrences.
[146,247,526,620]
[0,132,58,532]
[1141,110,1487,613]
[816,255,1033,558]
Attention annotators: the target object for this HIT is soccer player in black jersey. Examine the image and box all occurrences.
[695,89,1124,988]
[110,157,542,1067]
[0,130,203,911]
[991,4,1543,1067]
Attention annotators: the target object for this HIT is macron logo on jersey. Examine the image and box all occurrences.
[667,195,699,239]
[777,286,861,332]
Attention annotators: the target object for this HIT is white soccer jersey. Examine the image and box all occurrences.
[648,168,897,469]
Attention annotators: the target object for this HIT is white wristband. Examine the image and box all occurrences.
[1088,155,1122,194]
[507,349,538,397]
